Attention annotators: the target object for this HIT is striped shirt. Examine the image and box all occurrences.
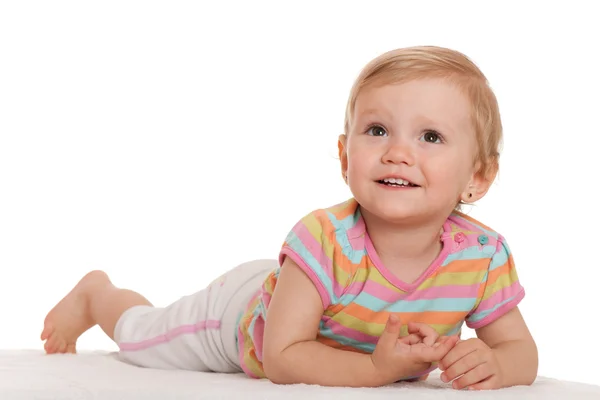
[237,198,525,379]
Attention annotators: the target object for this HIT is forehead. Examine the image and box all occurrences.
[353,78,474,134]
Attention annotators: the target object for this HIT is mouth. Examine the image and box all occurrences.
[376,177,420,188]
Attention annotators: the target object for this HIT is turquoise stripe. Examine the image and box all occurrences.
[489,243,510,271]
[247,310,258,340]
[285,231,336,301]
[335,211,361,230]
[318,328,376,353]
[352,292,477,313]
[468,294,517,323]
[442,245,497,266]
[446,322,463,336]
[327,212,366,264]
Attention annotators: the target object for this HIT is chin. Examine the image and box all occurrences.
[362,204,427,225]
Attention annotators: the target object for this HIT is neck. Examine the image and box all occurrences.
[360,207,448,263]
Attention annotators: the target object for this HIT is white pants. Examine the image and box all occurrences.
[113,259,277,372]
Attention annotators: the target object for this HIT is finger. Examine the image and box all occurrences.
[467,375,500,391]
[398,333,423,345]
[407,322,439,346]
[439,339,479,371]
[433,335,452,348]
[378,314,403,350]
[441,348,486,383]
[420,335,460,362]
[452,364,494,390]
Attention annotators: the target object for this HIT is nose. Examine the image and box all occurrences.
[382,137,415,166]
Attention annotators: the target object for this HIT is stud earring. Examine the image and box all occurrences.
[468,193,473,199]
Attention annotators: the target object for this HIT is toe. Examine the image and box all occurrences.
[40,324,54,341]
[56,340,68,353]
[66,343,77,354]
[45,334,60,353]
[44,339,54,353]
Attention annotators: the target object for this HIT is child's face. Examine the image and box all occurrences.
[340,78,482,224]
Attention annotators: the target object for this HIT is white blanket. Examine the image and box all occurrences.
[2,350,599,399]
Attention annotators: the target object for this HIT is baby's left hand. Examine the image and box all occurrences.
[438,338,502,390]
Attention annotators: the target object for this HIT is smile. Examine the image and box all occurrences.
[376,177,420,187]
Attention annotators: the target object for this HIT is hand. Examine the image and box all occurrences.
[371,314,459,383]
[438,338,502,390]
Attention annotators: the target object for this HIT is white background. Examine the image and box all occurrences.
[1,0,599,387]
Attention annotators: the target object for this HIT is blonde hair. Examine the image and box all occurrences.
[343,46,503,191]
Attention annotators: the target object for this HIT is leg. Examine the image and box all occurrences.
[41,270,152,353]
[115,259,277,372]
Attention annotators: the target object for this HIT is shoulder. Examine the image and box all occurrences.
[278,198,362,307]
[283,198,361,242]
[445,210,511,260]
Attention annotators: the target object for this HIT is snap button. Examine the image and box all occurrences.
[454,232,466,243]
[478,234,488,245]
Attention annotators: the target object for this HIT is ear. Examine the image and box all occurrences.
[338,134,348,183]
[460,161,498,203]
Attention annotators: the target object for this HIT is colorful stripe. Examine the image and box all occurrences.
[237,198,524,380]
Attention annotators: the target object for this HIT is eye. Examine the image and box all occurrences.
[366,125,387,136]
[420,130,443,143]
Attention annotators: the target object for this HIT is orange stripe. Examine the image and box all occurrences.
[264,272,277,291]
[442,258,489,274]
[329,199,357,220]
[316,335,368,354]
[332,247,364,276]
[487,257,512,284]
[326,303,346,315]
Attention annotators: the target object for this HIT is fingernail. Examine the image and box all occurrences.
[440,373,447,382]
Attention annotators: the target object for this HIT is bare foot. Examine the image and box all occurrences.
[41,270,112,354]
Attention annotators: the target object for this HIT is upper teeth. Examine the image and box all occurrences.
[383,178,411,185]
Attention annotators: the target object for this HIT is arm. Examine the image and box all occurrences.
[262,256,395,387]
[439,236,537,390]
[476,307,538,387]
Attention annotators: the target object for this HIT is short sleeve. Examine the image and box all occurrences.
[278,210,335,309]
[466,235,525,329]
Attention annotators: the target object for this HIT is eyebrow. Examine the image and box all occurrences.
[415,116,456,134]
[356,109,458,134]
[355,108,393,121]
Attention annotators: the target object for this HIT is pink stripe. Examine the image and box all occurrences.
[467,289,525,329]
[322,316,380,345]
[346,215,367,249]
[291,222,336,278]
[344,280,481,303]
[290,222,351,299]
[474,281,523,313]
[119,320,220,351]
[251,315,266,361]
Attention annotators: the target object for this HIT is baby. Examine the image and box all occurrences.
[42,45,538,390]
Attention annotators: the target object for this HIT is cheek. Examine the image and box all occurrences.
[346,147,371,172]
[424,155,472,184]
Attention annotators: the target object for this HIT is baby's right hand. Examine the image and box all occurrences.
[370,314,459,383]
